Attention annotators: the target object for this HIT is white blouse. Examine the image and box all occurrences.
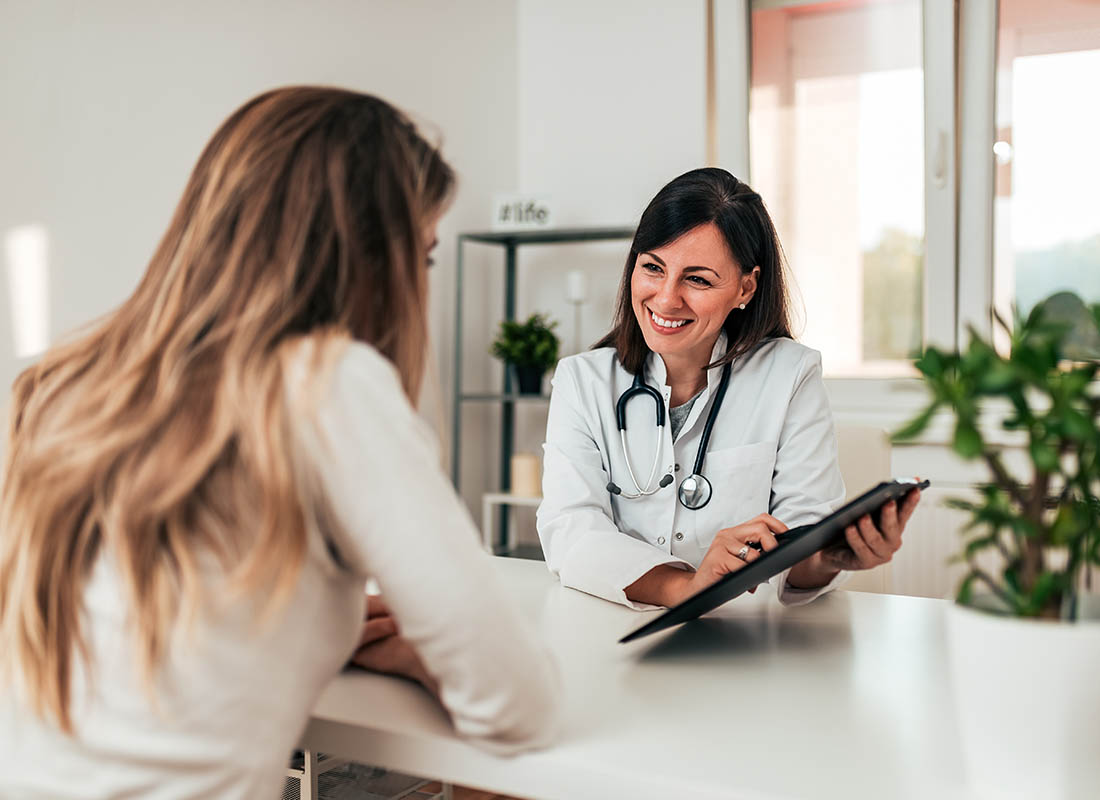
[536,335,848,610]
[1,338,560,800]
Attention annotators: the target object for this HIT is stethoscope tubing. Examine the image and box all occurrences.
[611,362,732,508]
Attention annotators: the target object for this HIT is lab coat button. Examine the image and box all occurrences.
[674,463,681,472]
[657,536,666,545]
[675,531,684,541]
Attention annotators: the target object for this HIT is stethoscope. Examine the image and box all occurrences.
[605,362,732,510]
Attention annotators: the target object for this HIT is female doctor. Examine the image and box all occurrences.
[536,168,921,609]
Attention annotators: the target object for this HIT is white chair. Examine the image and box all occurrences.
[834,425,892,594]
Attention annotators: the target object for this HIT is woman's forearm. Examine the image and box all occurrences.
[625,564,694,607]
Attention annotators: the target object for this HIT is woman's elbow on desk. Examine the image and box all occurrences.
[448,658,563,755]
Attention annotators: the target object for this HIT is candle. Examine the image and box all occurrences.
[565,269,589,304]
[510,452,542,497]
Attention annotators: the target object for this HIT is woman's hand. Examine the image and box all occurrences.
[350,595,439,695]
[788,487,923,588]
[683,513,788,601]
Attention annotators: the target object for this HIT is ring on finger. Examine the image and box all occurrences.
[736,544,751,560]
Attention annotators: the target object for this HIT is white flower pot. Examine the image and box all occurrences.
[946,601,1100,800]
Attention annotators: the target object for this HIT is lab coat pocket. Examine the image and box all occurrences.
[698,442,777,532]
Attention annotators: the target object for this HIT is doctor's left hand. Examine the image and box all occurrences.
[787,489,921,590]
[823,487,922,572]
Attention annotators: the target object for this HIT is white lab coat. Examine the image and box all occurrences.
[536,334,848,609]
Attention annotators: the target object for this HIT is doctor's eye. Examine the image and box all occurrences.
[640,262,663,274]
[686,276,712,287]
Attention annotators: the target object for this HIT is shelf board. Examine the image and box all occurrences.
[459,226,634,246]
[460,393,550,403]
[484,492,543,507]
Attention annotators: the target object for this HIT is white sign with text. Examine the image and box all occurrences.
[491,193,554,231]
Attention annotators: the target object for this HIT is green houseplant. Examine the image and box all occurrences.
[893,291,1100,800]
[893,291,1100,618]
[490,313,560,394]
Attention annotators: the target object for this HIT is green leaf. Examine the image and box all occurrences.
[964,533,998,559]
[1029,439,1060,473]
[975,361,1019,394]
[1024,571,1061,617]
[1050,502,1090,545]
[956,572,979,606]
[1062,407,1095,442]
[915,348,947,379]
[953,420,983,459]
[892,402,940,442]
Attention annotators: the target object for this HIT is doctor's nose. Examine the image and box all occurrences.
[654,278,685,310]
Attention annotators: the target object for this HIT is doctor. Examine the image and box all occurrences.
[536,168,921,609]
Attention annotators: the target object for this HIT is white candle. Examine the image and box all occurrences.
[565,269,588,304]
[510,452,542,497]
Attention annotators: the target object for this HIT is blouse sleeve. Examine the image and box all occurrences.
[290,340,560,754]
[536,359,691,610]
[767,349,850,605]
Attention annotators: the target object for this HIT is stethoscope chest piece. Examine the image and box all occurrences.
[677,473,712,510]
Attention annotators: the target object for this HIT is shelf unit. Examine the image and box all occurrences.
[450,227,634,552]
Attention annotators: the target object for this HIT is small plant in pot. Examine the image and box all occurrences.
[490,313,560,395]
[894,291,1100,800]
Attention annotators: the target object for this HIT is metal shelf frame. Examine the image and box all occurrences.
[450,227,634,551]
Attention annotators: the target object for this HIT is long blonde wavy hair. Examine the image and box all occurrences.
[0,86,454,732]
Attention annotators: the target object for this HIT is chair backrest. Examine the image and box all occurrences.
[834,424,892,594]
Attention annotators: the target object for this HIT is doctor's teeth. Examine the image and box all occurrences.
[651,311,687,328]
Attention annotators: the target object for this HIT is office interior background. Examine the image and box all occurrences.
[2,0,1097,601]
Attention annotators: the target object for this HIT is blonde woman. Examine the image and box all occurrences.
[0,87,559,798]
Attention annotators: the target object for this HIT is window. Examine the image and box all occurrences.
[748,0,940,377]
[993,0,1100,325]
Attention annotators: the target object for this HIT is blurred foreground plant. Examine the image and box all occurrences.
[893,292,1100,619]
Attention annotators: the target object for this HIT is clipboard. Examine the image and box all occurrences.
[619,478,930,644]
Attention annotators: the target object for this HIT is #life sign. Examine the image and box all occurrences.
[491,193,554,231]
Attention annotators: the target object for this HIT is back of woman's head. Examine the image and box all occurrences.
[0,86,454,731]
[599,167,792,373]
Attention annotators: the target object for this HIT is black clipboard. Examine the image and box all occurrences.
[619,478,930,644]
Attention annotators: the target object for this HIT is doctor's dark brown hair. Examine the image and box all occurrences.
[595,168,793,374]
[0,86,454,732]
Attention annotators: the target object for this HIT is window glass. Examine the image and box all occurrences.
[750,0,924,376]
[994,0,1100,322]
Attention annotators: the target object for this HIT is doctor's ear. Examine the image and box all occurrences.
[738,266,760,307]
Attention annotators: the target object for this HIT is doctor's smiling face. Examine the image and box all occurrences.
[630,222,759,370]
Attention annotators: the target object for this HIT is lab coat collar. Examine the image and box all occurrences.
[644,331,730,392]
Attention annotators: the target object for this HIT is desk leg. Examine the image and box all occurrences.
[301,750,319,800]
[482,496,495,554]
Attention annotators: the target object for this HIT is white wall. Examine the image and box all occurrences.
[0,0,518,461]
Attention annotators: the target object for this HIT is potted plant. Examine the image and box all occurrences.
[893,291,1100,800]
[490,312,560,395]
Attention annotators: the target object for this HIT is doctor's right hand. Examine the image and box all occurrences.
[685,514,788,600]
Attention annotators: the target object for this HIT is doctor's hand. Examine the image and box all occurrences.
[788,487,923,589]
[822,487,922,572]
[686,513,789,600]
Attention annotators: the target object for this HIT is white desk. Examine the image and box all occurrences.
[302,559,973,800]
